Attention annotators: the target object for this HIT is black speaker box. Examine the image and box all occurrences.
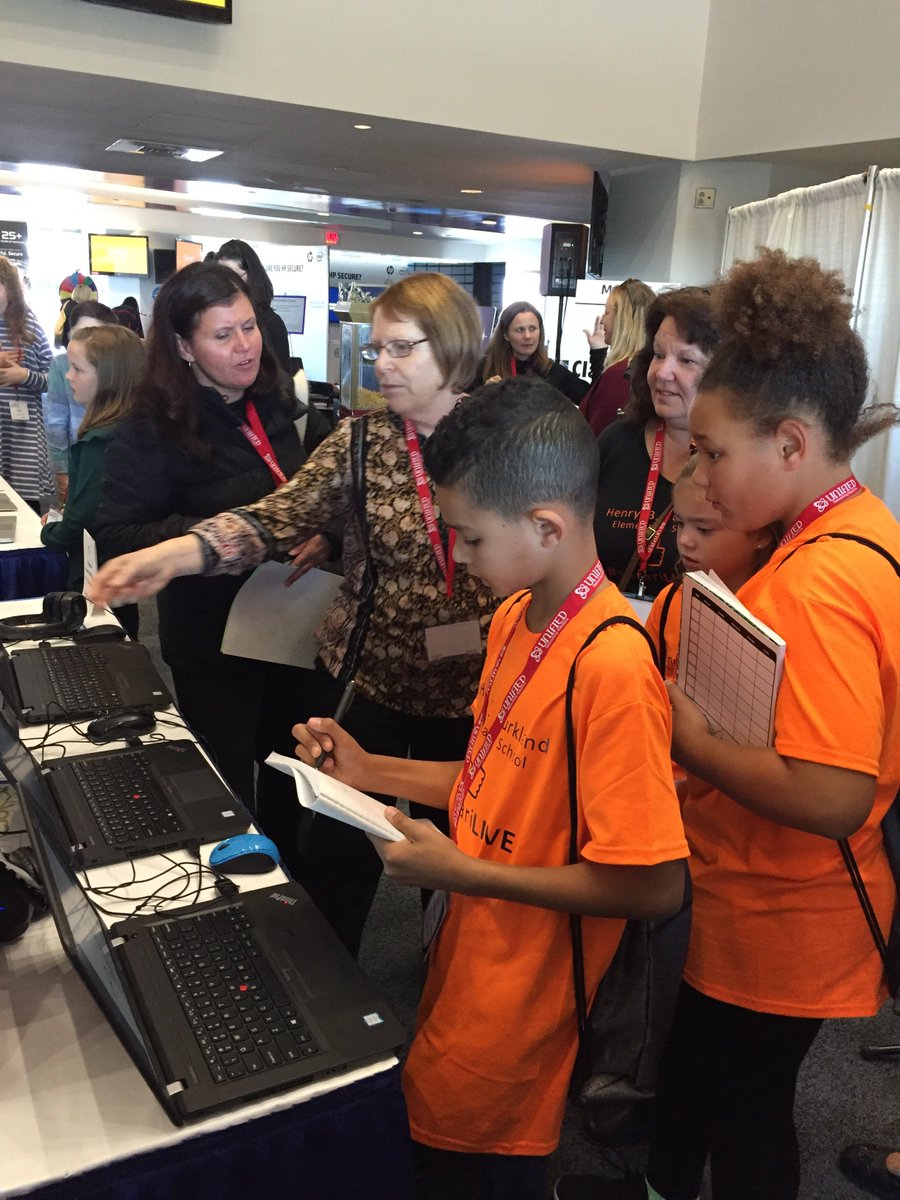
[539,223,588,297]
[153,248,177,284]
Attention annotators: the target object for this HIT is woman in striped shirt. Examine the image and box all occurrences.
[0,256,53,509]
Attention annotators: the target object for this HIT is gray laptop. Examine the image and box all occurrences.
[7,722,407,1125]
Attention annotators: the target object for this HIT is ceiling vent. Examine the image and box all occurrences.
[106,139,222,163]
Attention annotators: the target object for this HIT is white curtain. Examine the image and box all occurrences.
[721,173,868,288]
[851,168,900,515]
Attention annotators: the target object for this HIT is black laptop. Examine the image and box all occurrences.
[40,737,250,867]
[10,742,407,1125]
[0,639,172,724]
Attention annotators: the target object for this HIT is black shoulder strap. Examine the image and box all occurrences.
[339,416,377,685]
[564,615,661,1037]
[776,532,900,577]
[775,530,900,999]
[656,580,682,680]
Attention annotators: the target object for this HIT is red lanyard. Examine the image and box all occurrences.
[239,399,288,487]
[450,560,607,833]
[635,421,673,588]
[779,475,862,546]
[403,418,456,597]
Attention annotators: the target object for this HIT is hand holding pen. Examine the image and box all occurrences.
[313,679,357,769]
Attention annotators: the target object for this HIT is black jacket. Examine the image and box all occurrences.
[96,384,328,670]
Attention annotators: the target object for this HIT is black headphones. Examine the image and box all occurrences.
[0,592,88,642]
[0,845,46,943]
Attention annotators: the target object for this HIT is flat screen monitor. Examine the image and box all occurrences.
[175,239,203,271]
[588,171,609,278]
[89,234,150,278]
[81,0,232,23]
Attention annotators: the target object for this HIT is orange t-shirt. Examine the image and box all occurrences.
[683,488,900,1017]
[402,584,688,1155]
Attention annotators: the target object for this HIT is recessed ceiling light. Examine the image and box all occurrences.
[460,188,482,195]
[481,219,498,226]
[412,230,423,236]
[354,123,372,130]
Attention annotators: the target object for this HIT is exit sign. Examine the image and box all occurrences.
[325,231,340,247]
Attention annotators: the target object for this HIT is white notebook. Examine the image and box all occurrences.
[677,570,786,748]
[265,752,405,841]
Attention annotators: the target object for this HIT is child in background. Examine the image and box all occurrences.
[645,456,778,682]
[43,299,119,503]
[41,325,143,634]
[294,378,688,1200]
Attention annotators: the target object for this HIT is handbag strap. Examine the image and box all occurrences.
[618,500,674,594]
[565,616,661,1039]
[338,416,377,686]
[774,531,900,979]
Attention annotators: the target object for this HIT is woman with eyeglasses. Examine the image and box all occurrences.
[89,272,498,957]
[94,262,331,823]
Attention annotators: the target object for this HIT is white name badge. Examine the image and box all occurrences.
[8,400,29,422]
[424,619,482,661]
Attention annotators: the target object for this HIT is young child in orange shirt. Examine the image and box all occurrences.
[294,378,689,1200]
[645,456,778,683]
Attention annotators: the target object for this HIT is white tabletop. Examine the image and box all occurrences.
[0,608,398,1196]
[0,476,46,551]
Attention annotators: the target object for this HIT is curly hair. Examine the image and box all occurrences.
[135,261,289,459]
[0,255,35,346]
[701,248,898,459]
[482,302,552,383]
[624,287,720,427]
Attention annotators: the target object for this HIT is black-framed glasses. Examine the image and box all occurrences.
[360,338,429,362]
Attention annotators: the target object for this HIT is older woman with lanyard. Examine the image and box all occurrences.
[89,272,497,957]
[593,287,719,599]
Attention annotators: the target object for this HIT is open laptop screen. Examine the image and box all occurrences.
[1,713,160,1089]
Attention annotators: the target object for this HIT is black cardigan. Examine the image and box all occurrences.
[96,384,327,670]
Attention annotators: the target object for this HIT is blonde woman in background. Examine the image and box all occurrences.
[580,278,656,435]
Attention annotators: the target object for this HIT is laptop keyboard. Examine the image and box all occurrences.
[151,906,321,1085]
[41,645,123,713]
[71,752,184,845]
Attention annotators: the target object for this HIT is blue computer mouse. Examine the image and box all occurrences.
[209,833,281,874]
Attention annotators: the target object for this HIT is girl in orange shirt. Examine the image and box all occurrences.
[640,249,900,1200]
[645,455,777,684]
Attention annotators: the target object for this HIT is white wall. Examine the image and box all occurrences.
[4,0,708,159]
[698,0,900,159]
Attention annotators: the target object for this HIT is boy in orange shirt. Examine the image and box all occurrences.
[295,378,688,1200]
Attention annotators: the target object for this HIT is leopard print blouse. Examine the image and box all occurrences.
[191,410,498,718]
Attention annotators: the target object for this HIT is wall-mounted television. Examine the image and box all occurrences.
[81,0,232,24]
[88,234,150,277]
[588,171,609,278]
[176,240,203,271]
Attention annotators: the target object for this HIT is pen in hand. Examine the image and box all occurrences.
[314,679,357,769]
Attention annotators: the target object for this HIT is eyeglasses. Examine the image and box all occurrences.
[360,338,429,362]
